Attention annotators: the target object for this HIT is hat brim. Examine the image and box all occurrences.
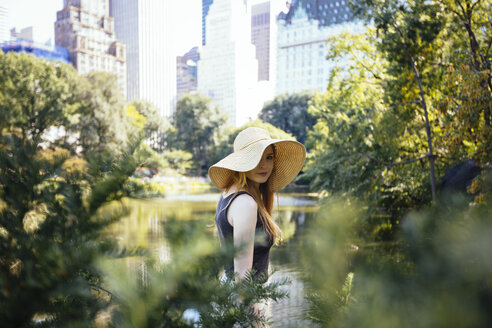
[209,139,306,192]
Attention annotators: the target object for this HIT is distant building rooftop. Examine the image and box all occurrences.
[278,0,353,27]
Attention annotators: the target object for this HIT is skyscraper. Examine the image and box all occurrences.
[251,1,271,81]
[275,0,358,95]
[177,47,200,100]
[110,0,176,117]
[198,0,262,127]
[0,5,9,43]
[54,0,127,97]
[202,0,214,46]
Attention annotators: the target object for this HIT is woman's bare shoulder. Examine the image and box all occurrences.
[228,193,257,227]
[230,193,257,211]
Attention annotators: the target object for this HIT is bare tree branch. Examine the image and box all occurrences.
[470,0,482,12]
[359,151,431,167]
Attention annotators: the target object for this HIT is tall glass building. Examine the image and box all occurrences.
[251,1,271,81]
[276,0,361,95]
[202,0,214,46]
[177,47,200,100]
[0,5,8,43]
[110,0,176,117]
[198,0,263,127]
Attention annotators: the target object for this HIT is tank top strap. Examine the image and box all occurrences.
[219,191,255,217]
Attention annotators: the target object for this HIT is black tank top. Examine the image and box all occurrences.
[215,191,273,279]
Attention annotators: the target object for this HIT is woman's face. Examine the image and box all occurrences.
[246,145,274,186]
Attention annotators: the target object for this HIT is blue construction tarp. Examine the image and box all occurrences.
[1,39,70,64]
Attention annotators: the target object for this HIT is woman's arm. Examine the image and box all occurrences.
[228,194,258,281]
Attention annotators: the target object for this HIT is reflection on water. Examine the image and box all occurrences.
[106,193,318,327]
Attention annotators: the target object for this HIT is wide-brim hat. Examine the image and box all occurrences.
[209,127,306,192]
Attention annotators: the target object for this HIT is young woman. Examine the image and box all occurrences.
[209,127,306,281]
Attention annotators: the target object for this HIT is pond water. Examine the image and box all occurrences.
[108,193,318,327]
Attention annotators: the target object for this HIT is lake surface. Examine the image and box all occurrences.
[108,193,318,327]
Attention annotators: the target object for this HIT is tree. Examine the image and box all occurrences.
[259,92,316,144]
[0,52,140,326]
[0,51,79,143]
[171,93,227,176]
[349,0,451,201]
[437,0,492,165]
[128,100,170,151]
[306,25,449,240]
[69,72,133,179]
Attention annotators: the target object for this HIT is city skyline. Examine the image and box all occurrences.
[1,0,285,55]
[198,0,264,127]
[0,0,202,56]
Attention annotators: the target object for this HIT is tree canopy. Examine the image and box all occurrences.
[0,51,141,326]
[170,93,227,176]
[259,92,316,144]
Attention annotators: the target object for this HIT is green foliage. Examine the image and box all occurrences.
[102,218,288,328]
[347,0,491,186]
[305,29,433,240]
[164,149,194,175]
[306,0,492,238]
[0,52,287,327]
[301,199,360,326]
[305,30,386,197]
[436,0,492,165]
[0,51,79,141]
[128,100,169,151]
[302,184,492,327]
[0,51,141,326]
[74,72,131,162]
[170,93,227,176]
[259,92,316,144]
[134,142,169,172]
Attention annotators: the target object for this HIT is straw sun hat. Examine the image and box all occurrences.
[209,127,306,192]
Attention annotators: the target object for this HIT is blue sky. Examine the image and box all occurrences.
[0,0,202,55]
